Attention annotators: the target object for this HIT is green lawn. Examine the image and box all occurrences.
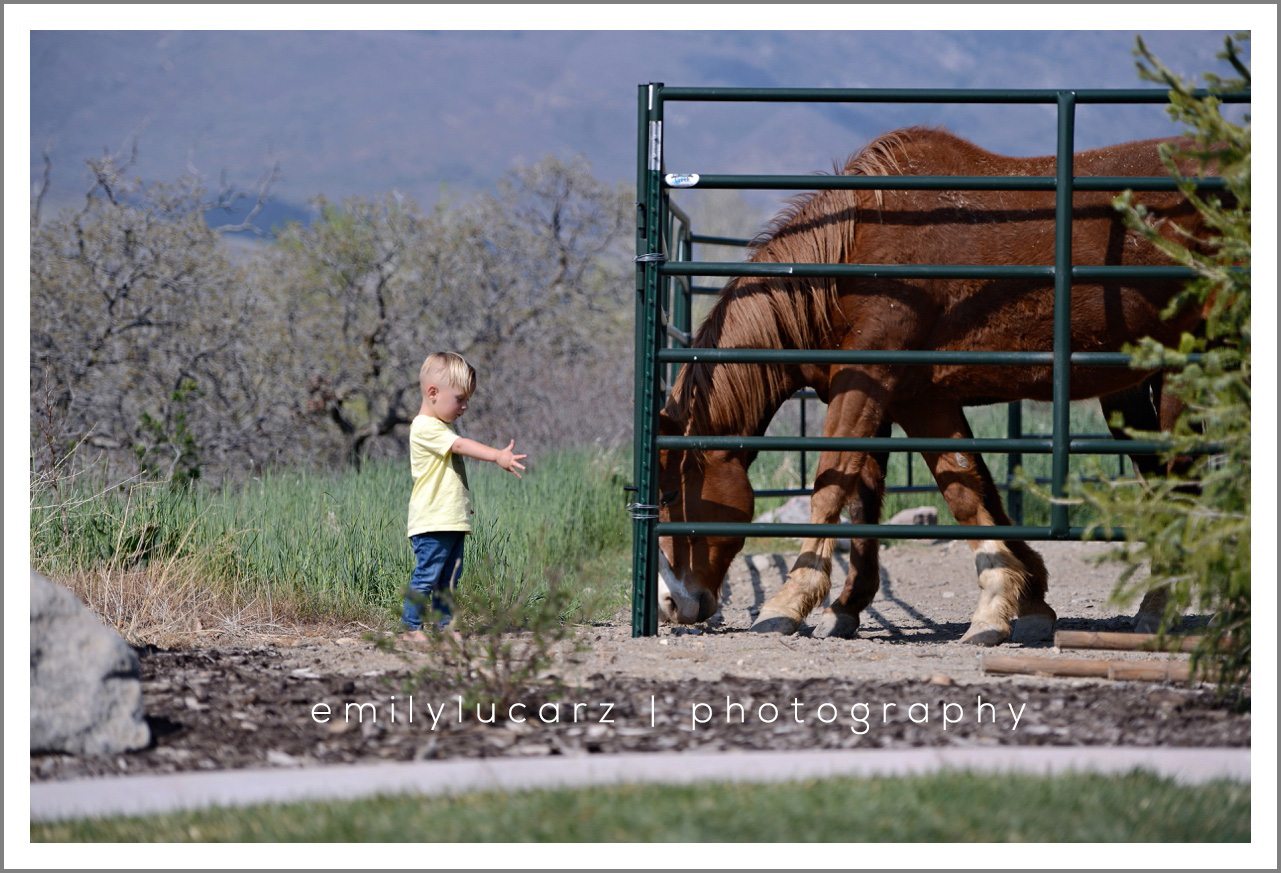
[32,771,1249,843]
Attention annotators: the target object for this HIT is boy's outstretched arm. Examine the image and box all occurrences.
[452,437,528,478]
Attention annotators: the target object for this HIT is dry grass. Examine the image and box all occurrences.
[32,450,633,651]
[54,557,383,650]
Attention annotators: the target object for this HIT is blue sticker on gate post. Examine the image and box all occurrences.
[664,173,700,188]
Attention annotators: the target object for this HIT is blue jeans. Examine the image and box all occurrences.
[402,532,465,630]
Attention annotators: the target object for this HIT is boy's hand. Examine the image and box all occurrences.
[496,440,527,478]
[451,436,528,477]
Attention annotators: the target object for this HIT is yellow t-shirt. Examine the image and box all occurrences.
[407,415,472,537]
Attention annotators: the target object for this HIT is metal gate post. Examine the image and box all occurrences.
[1051,91,1077,538]
[631,83,665,637]
[1006,401,1024,525]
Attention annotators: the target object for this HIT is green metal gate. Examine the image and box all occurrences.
[631,85,1247,637]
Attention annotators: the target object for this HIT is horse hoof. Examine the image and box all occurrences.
[1011,613,1056,644]
[750,613,800,635]
[812,609,860,640]
[960,623,1010,647]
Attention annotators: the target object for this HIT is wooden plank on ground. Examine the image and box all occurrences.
[983,655,1194,683]
[1053,630,1204,653]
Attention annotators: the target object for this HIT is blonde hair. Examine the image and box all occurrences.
[419,352,476,398]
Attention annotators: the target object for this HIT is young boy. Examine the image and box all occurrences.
[401,352,526,642]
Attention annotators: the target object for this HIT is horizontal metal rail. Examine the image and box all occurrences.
[658,435,1175,455]
[661,262,1207,280]
[754,486,948,498]
[657,348,1200,367]
[655,521,1122,541]
[669,174,1228,192]
[659,87,1250,104]
[754,475,1128,499]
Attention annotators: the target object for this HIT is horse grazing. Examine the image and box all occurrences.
[656,127,1207,645]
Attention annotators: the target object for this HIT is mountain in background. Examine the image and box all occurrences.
[30,30,1245,229]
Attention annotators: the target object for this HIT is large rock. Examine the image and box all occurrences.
[754,496,852,552]
[30,571,150,755]
[753,497,939,527]
[752,495,812,525]
[886,506,939,526]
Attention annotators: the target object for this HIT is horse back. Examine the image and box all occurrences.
[834,128,1209,401]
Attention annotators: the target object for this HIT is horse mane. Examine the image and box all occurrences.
[667,128,926,438]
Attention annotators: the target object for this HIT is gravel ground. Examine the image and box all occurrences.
[31,540,1248,783]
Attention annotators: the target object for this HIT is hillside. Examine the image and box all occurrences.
[29,29,1244,225]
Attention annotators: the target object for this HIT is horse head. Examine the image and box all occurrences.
[655,410,755,624]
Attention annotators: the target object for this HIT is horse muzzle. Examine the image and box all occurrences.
[657,552,718,624]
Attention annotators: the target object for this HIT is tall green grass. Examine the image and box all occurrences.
[29,449,633,628]
[456,450,632,622]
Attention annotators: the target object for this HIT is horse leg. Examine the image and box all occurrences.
[813,424,890,640]
[1100,375,1187,633]
[896,403,1055,646]
[752,367,890,635]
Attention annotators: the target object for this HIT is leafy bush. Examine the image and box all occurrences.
[1077,35,1251,695]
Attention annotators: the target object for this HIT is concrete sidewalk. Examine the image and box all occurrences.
[31,746,1250,823]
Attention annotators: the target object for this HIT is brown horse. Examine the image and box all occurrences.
[655,127,1206,644]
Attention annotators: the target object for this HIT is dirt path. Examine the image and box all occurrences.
[556,539,1169,685]
[271,539,1178,686]
[31,541,1248,784]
